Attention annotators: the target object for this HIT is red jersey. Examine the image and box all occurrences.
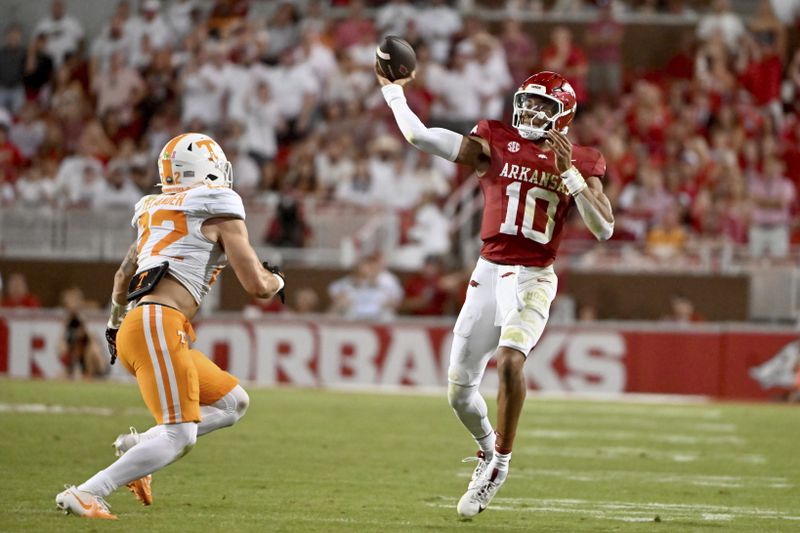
[471,120,606,267]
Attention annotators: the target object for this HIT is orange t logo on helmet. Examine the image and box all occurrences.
[194,139,219,162]
[156,133,232,193]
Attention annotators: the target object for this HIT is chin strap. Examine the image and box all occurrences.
[517,128,543,140]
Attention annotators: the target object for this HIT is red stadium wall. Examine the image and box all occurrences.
[0,311,796,400]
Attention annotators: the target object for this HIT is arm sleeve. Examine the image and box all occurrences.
[381,84,463,162]
[574,193,614,241]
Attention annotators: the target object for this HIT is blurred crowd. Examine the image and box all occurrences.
[0,0,798,263]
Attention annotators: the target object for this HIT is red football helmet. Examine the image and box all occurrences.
[511,71,577,140]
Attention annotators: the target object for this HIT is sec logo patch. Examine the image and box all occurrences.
[507,141,520,153]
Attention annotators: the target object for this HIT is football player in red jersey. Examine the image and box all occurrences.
[377,67,614,517]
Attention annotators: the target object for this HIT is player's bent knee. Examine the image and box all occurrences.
[165,422,198,458]
[447,382,475,411]
[231,385,249,421]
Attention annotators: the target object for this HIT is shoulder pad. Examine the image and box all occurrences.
[470,120,492,143]
[573,146,607,179]
[200,187,246,220]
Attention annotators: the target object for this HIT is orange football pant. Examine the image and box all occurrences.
[117,303,238,425]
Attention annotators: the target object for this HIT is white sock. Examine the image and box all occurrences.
[491,451,511,472]
[476,432,496,461]
[79,423,197,497]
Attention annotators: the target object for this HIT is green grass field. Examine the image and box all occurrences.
[1,379,799,532]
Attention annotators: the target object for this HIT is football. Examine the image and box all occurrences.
[376,35,416,81]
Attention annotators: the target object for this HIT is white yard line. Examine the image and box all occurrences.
[522,428,745,445]
[0,402,148,416]
[528,414,738,433]
[522,445,766,464]
[498,498,800,519]
[456,468,792,489]
[534,403,723,419]
[289,515,534,531]
[427,497,800,522]
[529,391,712,404]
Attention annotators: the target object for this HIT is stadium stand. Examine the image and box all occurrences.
[0,0,798,321]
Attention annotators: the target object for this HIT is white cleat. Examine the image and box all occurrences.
[55,485,117,519]
[457,467,507,519]
[112,427,141,457]
[462,450,491,491]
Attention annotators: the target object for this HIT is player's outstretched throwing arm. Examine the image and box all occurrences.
[545,130,615,241]
[376,66,490,173]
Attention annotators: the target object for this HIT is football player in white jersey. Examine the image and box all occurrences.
[56,133,286,519]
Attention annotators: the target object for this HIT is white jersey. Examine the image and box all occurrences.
[131,186,246,304]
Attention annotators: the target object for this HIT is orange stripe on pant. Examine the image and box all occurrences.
[117,304,239,425]
[149,306,177,423]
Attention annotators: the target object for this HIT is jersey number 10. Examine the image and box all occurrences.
[499,182,559,244]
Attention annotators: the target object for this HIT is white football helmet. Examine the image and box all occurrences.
[158,133,232,194]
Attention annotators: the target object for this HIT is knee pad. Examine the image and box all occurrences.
[447,334,493,389]
[211,385,250,422]
[447,382,477,411]
[229,385,249,421]
[165,422,198,458]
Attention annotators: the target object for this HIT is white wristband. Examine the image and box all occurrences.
[381,84,406,107]
[561,166,587,196]
[274,273,285,292]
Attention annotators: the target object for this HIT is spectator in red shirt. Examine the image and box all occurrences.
[334,0,376,50]
[500,19,537,90]
[781,119,800,189]
[626,81,670,155]
[1,272,41,308]
[736,33,783,122]
[663,34,695,81]
[541,26,588,103]
[401,255,449,316]
[663,293,705,324]
[0,121,24,184]
[586,2,624,101]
